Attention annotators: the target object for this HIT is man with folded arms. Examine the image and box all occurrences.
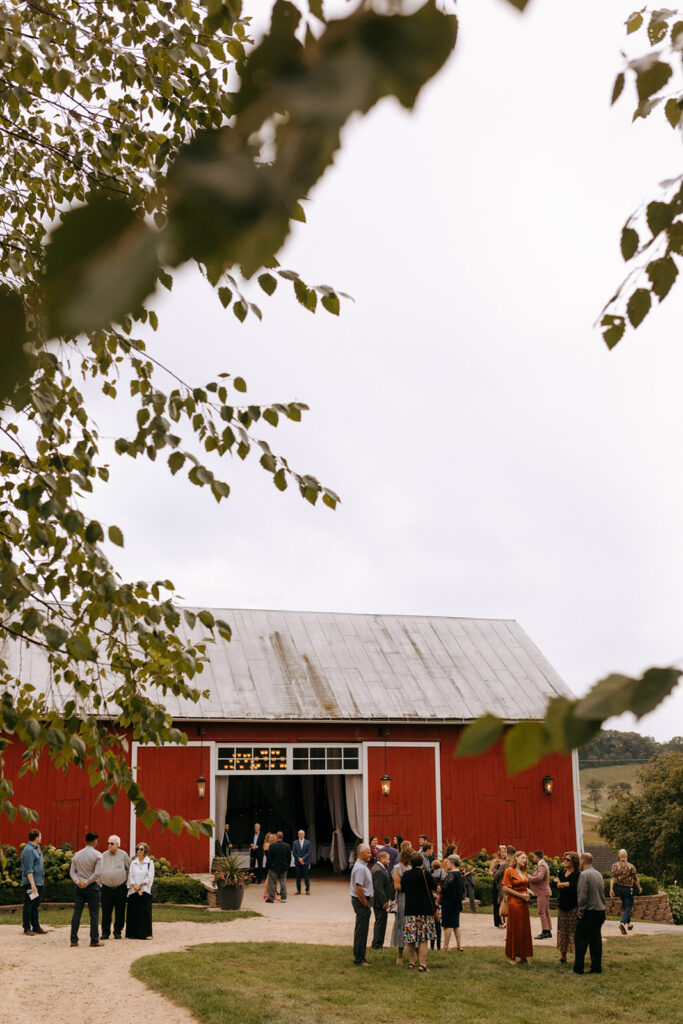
[21,828,47,936]
[99,834,130,940]
[573,852,606,975]
[69,831,104,947]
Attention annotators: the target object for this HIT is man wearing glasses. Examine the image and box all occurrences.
[100,835,130,940]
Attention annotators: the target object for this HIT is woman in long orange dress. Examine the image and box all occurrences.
[502,850,533,965]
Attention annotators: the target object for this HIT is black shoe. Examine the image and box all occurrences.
[572,969,584,975]
[114,934,122,939]
[619,923,627,935]
[265,899,274,903]
[587,969,602,974]
[534,933,546,939]
[627,924,633,931]
[101,935,109,940]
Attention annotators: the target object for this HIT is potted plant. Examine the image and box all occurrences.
[212,854,254,910]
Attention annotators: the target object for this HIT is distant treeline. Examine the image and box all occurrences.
[579,729,683,768]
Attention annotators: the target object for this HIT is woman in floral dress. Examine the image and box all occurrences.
[401,852,438,971]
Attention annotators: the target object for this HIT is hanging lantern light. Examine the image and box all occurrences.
[196,726,206,798]
[380,773,391,797]
[542,774,554,796]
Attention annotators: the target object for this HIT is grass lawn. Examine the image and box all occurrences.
[0,906,259,927]
[131,936,683,1024]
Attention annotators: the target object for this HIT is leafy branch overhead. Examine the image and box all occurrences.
[0,0,458,834]
[15,1,458,355]
[601,9,683,348]
[456,666,681,774]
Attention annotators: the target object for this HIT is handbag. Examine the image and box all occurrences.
[422,869,438,916]
[500,894,509,917]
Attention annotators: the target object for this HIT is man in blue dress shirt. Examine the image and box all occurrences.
[21,828,46,936]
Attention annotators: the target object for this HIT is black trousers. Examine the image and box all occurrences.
[372,905,388,949]
[573,910,605,973]
[101,882,127,937]
[22,884,43,932]
[493,882,501,926]
[70,883,101,944]
[250,849,264,883]
[351,896,371,963]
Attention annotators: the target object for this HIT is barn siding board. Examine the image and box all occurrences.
[368,745,437,846]
[135,746,207,871]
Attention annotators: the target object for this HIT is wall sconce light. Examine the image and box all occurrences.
[542,775,554,796]
[381,728,391,796]
[196,725,206,799]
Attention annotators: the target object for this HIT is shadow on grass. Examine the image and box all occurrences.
[131,935,683,1024]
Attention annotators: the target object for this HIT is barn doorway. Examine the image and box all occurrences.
[217,773,361,869]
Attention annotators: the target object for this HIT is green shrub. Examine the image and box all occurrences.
[664,885,683,925]
[473,873,494,906]
[0,882,23,905]
[154,874,206,904]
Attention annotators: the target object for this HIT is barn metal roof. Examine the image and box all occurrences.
[1,609,573,722]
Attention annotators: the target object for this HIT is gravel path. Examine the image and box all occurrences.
[1,879,678,1024]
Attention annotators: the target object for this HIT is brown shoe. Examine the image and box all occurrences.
[32,927,48,935]
[90,941,105,947]
[70,942,79,947]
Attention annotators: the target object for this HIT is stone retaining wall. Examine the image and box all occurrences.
[605,892,674,924]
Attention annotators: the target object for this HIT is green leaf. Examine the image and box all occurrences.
[629,667,681,718]
[101,792,117,811]
[218,286,233,308]
[66,635,98,661]
[197,610,215,628]
[503,722,547,774]
[43,197,160,336]
[85,521,104,544]
[321,292,340,316]
[601,315,626,350]
[664,98,682,129]
[456,714,504,757]
[626,12,643,34]
[646,200,674,236]
[233,376,247,393]
[635,61,672,104]
[0,286,33,404]
[210,479,230,501]
[501,0,531,10]
[574,673,637,720]
[258,273,277,295]
[43,625,68,650]
[108,525,124,547]
[273,468,287,491]
[611,72,625,106]
[620,226,639,261]
[168,451,185,475]
[647,15,669,46]
[309,0,325,21]
[263,407,279,426]
[647,256,678,299]
[233,300,247,322]
[626,287,651,328]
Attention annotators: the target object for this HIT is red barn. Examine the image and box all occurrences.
[1,610,582,871]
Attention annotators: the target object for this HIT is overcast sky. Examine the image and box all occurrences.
[86,0,683,741]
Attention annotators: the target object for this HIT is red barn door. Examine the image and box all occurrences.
[134,746,210,872]
[368,745,438,849]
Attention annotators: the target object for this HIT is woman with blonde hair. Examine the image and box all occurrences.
[501,850,533,965]
[556,851,580,963]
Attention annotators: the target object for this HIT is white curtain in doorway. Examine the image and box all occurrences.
[301,776,318,863]
[344,775,363,839]
[326,775,347,871]
[215,776,229,833]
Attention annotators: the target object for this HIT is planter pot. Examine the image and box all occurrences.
[217,885,245,911]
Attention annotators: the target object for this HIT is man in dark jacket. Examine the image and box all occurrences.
[370,850,394,950]
[265,831,291,903]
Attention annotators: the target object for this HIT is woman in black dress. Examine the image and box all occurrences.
[401,852,438,971]
[556,851,580,963]
[441,854,465,951]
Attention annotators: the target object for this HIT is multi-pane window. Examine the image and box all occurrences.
[217,746,287,771]
[216,744,360,773]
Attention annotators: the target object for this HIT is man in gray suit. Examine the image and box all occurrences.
[293,829,311,894]
[371,850,394,950]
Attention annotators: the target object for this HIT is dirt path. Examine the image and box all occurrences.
[1,880,678,1024]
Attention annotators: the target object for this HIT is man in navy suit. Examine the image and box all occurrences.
[293,828,311,894]
[249,823,265,883]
